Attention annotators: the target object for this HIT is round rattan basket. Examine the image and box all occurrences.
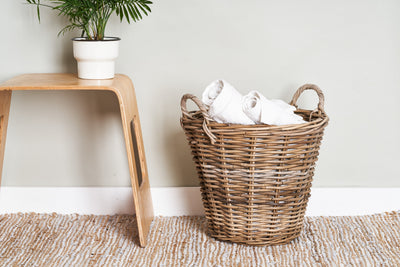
[180,84,329,246]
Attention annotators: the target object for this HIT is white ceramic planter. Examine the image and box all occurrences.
[72,37,120,80]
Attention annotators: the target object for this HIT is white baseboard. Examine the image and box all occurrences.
[0,187,399,216]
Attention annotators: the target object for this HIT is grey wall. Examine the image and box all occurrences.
[1,0,399,187]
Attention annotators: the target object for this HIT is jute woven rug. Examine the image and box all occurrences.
[0,212,399,266]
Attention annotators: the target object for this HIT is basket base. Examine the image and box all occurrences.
[208,228,302,246]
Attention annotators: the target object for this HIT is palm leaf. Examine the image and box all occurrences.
[25,0,153,40]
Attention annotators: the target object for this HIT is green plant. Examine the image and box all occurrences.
[26,0,152,40]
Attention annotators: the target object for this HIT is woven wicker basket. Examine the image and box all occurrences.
[180,84,329,246]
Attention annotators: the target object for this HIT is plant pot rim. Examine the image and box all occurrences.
[72,37,121,42]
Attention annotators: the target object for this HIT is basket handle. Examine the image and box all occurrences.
[289,84,325,113]
[180,94,217,144]
[181,94,209,119]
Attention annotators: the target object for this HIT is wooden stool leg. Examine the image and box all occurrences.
[120,115,154,247]
[0,91,11,186]
[127,116,154,247]
[117,92,153,247]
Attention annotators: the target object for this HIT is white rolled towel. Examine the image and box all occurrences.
[242,91,305,125]
[202,80,255,124]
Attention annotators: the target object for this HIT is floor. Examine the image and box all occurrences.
[0,212,399,266]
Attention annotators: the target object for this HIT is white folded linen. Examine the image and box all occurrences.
[202,80,255,124]
[242,91,305,125]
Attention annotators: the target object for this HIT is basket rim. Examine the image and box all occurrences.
[181,109,329,131]
[180,84,329,142]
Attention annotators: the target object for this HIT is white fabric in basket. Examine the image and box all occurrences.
[202,80,255,125]
[243,91,305,125]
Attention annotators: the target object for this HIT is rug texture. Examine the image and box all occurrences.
[0,212,399,266]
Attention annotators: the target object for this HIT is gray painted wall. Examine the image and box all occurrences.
[1,0,399,187]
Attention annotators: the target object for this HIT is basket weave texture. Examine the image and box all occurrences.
[180,84,329,246]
